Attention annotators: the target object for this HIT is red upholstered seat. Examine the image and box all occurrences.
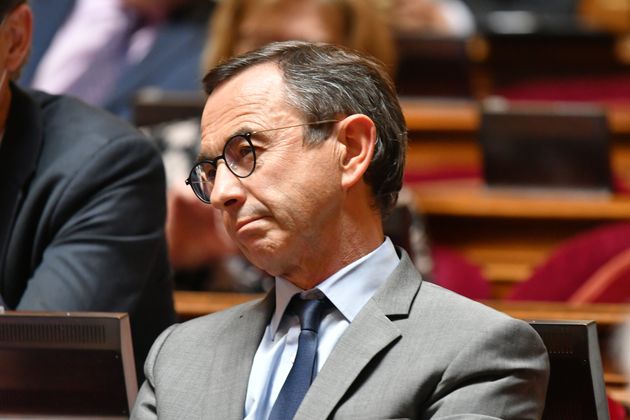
[430,245,491,300]
[403,166,481,184]
[496,75,630,104]
[383,201,490,301]
[508,222,630,301]
[569,247,630,304]
[608,396,627,420]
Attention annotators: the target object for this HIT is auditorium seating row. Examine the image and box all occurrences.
[402,98,630,298]
[395,28,630,100]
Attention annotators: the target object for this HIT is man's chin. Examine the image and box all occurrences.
[239,240,286,276]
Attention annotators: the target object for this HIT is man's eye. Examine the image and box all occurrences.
[238,144,254,157]
[206,168,217,180]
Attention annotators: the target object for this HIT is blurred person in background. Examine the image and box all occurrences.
[387,0,475,37]
[203,0,397,74]
[18,0,214,119]
[0,0,175,380]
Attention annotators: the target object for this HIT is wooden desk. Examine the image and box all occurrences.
[400,98,630,297]
[400,98,630,135]
[410,180,630,297]
[173,291,630,402]
[413,180,630,220]
[402,99,630,196]
[174,291,264,320]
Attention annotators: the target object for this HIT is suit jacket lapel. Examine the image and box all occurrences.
[295,250,422,419]
[205,292,275,419]
[0,85,43,297]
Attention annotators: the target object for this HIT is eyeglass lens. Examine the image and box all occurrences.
[187,134,256,203]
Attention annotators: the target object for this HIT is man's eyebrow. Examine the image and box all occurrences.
[197,125,260,162]
[195,152,212,162]
[235,125,257,136]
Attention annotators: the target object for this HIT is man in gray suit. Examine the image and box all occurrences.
[0,0,175,378]
[132,41,549,419]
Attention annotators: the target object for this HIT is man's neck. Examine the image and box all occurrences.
[283,210,384,290]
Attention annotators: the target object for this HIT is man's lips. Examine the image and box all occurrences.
[234,215,266,232]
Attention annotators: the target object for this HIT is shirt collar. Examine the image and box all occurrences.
[270,237,400,337]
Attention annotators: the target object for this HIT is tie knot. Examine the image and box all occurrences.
[290,295,331,333]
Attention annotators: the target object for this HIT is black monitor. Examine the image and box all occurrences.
[480,101,613,195]
[0,311,137,419]
[529,320,609,420]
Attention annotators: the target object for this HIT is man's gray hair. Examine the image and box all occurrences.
[203,41,407,216]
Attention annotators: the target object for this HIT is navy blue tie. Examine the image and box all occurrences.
[268,295,331,420]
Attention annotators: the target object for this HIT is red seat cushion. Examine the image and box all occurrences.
[431,246,491,300]
[509,223,630,301]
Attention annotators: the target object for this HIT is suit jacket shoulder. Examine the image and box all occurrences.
[297,251,549,419]
[134,294,274,420]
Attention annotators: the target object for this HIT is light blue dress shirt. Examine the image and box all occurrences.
[244,237,400,420]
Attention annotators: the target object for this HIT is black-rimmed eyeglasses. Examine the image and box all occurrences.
[185,120,338,204]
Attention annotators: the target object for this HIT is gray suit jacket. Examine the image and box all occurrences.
[0,84,175,379]
[132,251,549,419]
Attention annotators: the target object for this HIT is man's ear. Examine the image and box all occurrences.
[336,114,376,190]
[3,4,32,77]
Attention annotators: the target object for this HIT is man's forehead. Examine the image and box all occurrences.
[204,63,285,115]
[200,63,294,145]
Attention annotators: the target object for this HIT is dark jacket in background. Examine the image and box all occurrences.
[0,84,176,380]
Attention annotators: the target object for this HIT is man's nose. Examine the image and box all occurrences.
[210,162,246,211]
